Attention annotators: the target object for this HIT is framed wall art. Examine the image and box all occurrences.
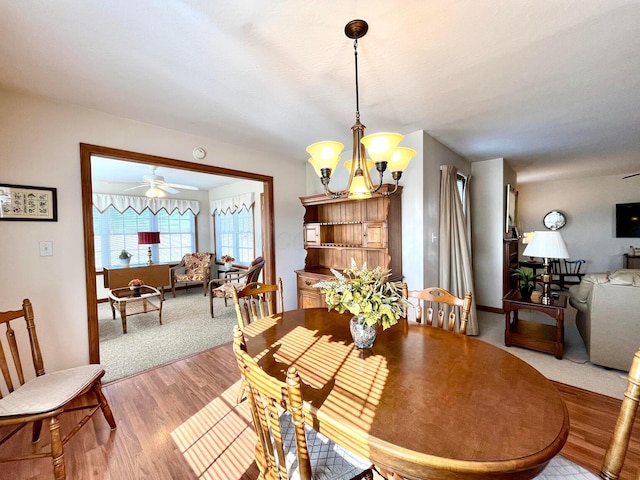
[0,183,58,221]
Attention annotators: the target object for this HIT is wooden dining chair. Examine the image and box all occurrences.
[232,326,373,480]
[535,348,640,480]
[0,299,117,480]
[402,285,472,334]
[231,278,283,330]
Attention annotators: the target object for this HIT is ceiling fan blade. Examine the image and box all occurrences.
[158,184,179,194]
[622,173,640,179]
[123,184,147,191]
[165,182,198,191]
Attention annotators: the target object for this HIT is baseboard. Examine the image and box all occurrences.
[477,304,504,314]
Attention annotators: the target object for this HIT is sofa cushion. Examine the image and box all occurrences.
[608,269,640,286]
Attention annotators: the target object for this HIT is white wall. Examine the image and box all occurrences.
[471,158,509,308]
[0,89,306,372]
[518,174,640,273]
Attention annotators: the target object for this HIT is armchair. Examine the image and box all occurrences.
[170,252,212,298]
[208,256,264,318]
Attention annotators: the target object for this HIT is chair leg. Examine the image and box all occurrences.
[32,419,42,443]
[210,294,215,318]
[93,382,117,430]
[49,416,65,480]
[171,280,176,298]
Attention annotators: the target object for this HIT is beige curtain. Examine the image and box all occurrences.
[439,165,478,335]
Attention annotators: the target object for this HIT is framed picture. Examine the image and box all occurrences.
[0,183,58,221]
[505,184,517,234]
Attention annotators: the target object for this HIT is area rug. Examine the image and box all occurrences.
[477,308,628,399]
[98,290,238,383]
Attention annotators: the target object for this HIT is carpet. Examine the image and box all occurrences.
[98,289,238,383]
[477,305,628,400]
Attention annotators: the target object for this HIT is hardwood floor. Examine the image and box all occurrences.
[0,343,637,479]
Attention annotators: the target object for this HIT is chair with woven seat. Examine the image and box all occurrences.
[231,278,283,330]
[402,285,472,334]
[535,348,640,479]
[208,256,264,318]
[0,299,116,480]
[232,326,373,480]
[170,252,212,297]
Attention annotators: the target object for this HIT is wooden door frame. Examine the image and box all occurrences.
[80,143,275,364]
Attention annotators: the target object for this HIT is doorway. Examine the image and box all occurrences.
[80,143,275,364]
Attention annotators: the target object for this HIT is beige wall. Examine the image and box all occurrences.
[0,89,306,372]
[518,174,640,273]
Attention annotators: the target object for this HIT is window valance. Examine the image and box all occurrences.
[92,193,200,215]
[211,193,255,215]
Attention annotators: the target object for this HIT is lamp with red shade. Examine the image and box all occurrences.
[137,231,160,266]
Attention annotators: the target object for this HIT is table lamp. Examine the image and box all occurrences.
[137,231,160,266]
[522,231,569,305]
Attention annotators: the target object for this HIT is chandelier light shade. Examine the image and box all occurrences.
[523,231,570,305]
[307,19,415,199]
[138,231,161,266]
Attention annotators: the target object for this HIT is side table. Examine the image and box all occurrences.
[108,285,163,334]
[503,289,567,359]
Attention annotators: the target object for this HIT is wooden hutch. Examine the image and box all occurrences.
[295,185,403,308]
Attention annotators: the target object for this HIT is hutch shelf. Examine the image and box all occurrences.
[296,184,403,308]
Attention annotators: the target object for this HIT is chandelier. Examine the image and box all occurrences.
[306,19,415,199]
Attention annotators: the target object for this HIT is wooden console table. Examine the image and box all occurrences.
[503,290,567,359]
[103,264,170,298]
[624,254,640,269]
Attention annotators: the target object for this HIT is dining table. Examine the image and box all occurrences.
[241,308,570,480]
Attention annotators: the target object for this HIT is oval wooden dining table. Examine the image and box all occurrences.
[241,308,570,480]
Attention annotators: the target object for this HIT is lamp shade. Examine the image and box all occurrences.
[523,231,569,259]
[138,231,160,245]
[360,132,403,163]
[388,147,416,173]
[306,141,344,173]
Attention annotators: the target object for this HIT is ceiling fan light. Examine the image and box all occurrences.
[389,147,416,172]
[146,186,165,198]
[361,132,403,163]
[306,141,344,174]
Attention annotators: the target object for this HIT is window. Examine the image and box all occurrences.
[456,173,467,205]
[93,206,196,270]
[214,206,255,266]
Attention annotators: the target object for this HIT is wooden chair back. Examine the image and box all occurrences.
[0,299,45,394]
[600,348,640,479]
[402,285,472,334]
[231,278,283,329]
[232,326,313,479]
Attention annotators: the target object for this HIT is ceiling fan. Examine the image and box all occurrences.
[622,173,640,179]
[124,166,199,197]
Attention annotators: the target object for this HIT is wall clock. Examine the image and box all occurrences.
[543,210,566,230]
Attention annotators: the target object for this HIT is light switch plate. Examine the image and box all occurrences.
[39,241,53,256]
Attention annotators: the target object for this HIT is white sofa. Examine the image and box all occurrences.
[568,269,640,371]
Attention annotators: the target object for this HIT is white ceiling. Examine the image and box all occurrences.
[1,1,639,184]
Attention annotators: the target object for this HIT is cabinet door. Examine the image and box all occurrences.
[304,223,321,247]
[363,222,387,248]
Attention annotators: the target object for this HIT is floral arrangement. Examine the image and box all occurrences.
[221,254,235,263]
[128,278,144,287]
[119,249,132,260]
[313,258,407,330]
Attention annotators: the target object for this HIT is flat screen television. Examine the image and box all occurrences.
[616,202,640,238]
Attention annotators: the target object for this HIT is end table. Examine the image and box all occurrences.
[503,289,567,359]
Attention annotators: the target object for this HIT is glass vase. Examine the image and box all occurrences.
[350,315,377,349]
